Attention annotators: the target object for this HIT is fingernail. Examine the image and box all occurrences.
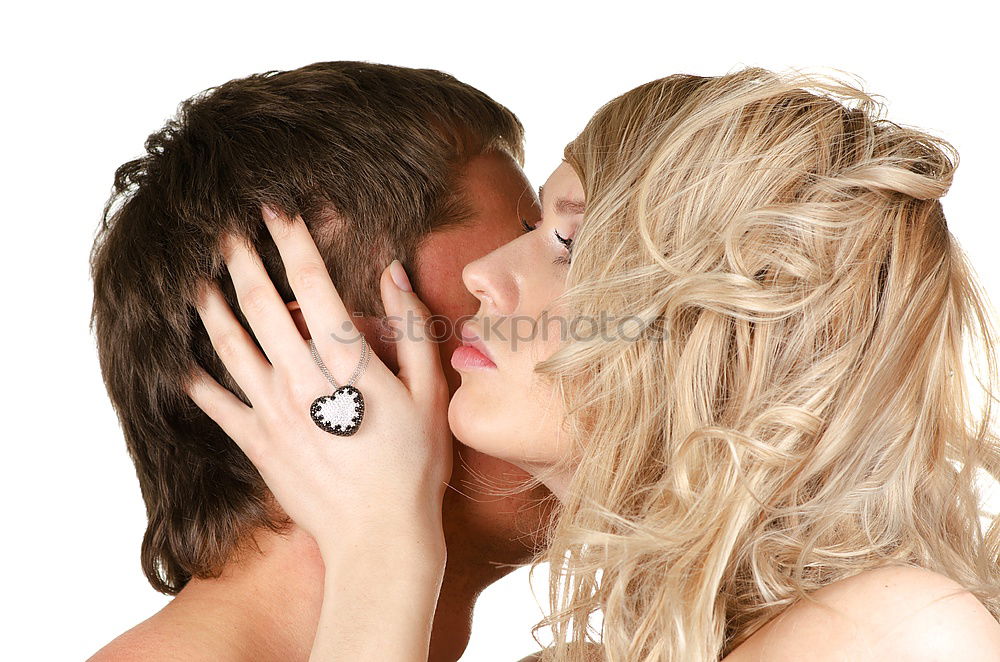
[389,259,412,292]
[262,204,279,221]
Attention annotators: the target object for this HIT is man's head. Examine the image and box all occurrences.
[90,61,546,595]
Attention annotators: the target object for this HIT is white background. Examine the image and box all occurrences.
[3,2,997,660]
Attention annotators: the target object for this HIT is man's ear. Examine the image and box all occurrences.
[285,300,399,376]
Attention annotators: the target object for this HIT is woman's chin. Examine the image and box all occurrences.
[448,386,513,463]
[447,387,564,475]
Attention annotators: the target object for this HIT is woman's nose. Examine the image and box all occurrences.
[461,251,518,316]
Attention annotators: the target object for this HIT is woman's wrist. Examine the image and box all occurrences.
[310,516,447,662]
[321,535,446,599]
[315,510,448,574]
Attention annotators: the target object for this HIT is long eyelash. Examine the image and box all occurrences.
[554,229,573,265]
[524,217,573,265]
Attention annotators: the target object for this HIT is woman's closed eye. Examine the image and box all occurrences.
[553,228,573,265]
[520,217,573,265]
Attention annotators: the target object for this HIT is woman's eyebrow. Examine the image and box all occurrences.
[539,185,585,215]
[555,198,585,215]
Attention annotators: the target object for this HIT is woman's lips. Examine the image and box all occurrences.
[451,345,497,370]
[452,323,497,371]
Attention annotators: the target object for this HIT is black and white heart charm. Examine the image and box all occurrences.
[309,385,365,436]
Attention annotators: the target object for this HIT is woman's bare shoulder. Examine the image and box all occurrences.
[722,565,1000,662]
[516,642,604,661]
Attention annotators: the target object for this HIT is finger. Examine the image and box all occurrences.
[220,231,314,374]
[380,259,447,404]
[195,279,272,403]
[182,361,259,457]
[260,205,382,383]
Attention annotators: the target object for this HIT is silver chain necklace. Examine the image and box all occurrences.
[307,335,369,436]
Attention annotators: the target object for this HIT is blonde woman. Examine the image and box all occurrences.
[184,67,1000,660]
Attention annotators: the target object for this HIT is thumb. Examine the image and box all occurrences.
[379,259,447,403]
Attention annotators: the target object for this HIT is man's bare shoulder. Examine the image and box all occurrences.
[722,565,1000,661]
[87,611,229,662]
[88,624,177,662]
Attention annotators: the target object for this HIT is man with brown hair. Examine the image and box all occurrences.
[88,61,553,661]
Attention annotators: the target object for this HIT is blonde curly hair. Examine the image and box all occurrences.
[517,67,1000,661]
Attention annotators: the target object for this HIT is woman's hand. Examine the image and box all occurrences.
[184,205,452,550]
[181,205,452,660]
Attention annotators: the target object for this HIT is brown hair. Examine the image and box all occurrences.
[89,61,524,594]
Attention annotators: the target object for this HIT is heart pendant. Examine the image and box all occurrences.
[309,385,365,436]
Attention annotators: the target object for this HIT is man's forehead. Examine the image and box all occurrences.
[460,151,536,209]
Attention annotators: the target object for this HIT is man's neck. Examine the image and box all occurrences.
[429,525,521,662]
[137,524,507,662]
[152,525,325,661]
